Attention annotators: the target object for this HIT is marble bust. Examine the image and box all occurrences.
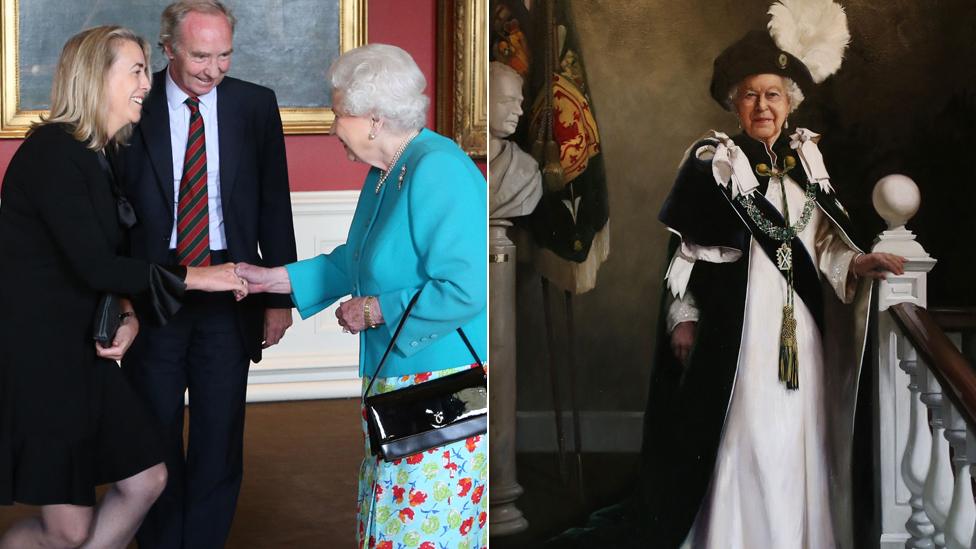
[489,61,542,220]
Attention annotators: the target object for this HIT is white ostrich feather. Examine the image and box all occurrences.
[767,0,850,83]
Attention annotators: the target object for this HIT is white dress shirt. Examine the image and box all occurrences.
[165,70,227,251]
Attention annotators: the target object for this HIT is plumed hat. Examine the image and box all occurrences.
[710,0,850,110]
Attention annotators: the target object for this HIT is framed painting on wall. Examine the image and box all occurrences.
[436,0,487,159]
[0,0,365,137]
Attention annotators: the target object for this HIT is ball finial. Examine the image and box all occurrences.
[872,174,920,230]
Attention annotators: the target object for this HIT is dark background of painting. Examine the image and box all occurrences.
[506,0,976,415]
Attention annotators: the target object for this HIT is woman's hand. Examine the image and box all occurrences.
[671,321,696,366]
[336,296,384,334]
[852,253,907,280]
[185,263,249,299]
[95,312,139,361]
[235,263,292,294]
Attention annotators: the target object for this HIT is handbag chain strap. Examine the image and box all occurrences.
[363,292,484,400]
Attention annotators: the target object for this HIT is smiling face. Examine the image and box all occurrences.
[103,39,151,138]
[165,11,233,97]
[733,73,791,147]
[330,91,376,164]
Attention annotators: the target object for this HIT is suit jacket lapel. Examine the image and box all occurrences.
[217,80,243,206]
[139,70,175,217]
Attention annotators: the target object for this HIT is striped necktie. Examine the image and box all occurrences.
[176,96,210,266]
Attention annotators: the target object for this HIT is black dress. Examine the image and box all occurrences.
[0,123,182,506]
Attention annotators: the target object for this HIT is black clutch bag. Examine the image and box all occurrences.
[364,293,487,461]
[92,293,122,347]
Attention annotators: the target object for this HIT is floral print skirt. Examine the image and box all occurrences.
[357,364,488,549]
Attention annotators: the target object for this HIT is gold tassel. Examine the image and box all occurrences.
[531,137,545,166]
[779,304,799,390]
[542,139,564,192]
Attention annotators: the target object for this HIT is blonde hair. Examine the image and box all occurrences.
[33,26,151,151]
[159,0,236,53]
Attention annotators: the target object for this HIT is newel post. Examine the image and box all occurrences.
[872,175,937,548]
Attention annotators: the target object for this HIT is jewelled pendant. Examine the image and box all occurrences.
[776,242,792,271]
[396,165,407,190]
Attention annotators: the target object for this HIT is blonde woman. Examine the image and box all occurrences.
[0,26,244,548]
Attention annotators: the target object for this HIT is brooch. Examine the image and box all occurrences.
[396,165,407,190]
[755,155,797,178]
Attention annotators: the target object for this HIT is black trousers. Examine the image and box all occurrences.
[123,273,250,549]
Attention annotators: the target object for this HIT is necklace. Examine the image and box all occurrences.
[735,178,818,270]
[374,130,420,194]
[734,165,818,391]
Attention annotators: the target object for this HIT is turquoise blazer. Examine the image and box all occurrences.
[286,129,487,379]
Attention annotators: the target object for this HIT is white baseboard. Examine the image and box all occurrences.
[245,377,361,402]
[515,410,645,453]
[879,534,911,548]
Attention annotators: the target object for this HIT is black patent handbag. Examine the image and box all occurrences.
[92,293,122,347]
[364,292,487,461]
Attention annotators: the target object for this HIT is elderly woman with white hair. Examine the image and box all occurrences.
[551,2,906,549]
[643,2,908,548]
[236,43,487,548]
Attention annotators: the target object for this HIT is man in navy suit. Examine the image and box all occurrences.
[118,2,297,547]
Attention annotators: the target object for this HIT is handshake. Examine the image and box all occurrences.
[190,262,375,336]
[207,262,379,334]
[185,263,248,300]
[185,262,292,300]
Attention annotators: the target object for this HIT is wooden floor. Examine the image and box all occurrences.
[3,401,645,547]
[490,453,639,548]
[0,398,363,548]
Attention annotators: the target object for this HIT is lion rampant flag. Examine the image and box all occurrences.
[493,0,609,292]
[527,2,608,281]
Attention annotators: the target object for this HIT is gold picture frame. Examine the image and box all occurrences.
[436,0,487,159]
[281,0,366,135]
[0,0,366,138]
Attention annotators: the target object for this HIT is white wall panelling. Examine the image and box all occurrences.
[246,190,362,402]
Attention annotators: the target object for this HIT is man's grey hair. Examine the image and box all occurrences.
[159,0,236,53]
[329,44,429,132]
[725,76,805,113]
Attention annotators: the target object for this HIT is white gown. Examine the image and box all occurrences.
[679,174,856,549]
